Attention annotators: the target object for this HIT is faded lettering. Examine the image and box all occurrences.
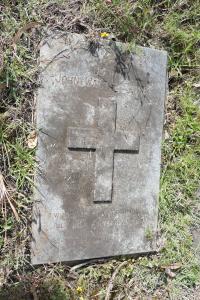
[50,73,102,87]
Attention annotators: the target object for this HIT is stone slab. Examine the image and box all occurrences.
[32,33,167,264]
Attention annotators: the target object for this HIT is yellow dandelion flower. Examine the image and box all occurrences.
[76,286,83,293]
[100,32,109,38]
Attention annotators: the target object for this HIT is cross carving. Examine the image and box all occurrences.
[67,99,140,203]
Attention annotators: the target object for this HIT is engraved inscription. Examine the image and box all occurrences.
[49,208,143,220]
[50,73,102,87]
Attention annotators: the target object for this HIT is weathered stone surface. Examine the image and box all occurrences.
[68,99,140,203]
[32,33,167,264]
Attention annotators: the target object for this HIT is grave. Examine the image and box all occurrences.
[32,33,167,264]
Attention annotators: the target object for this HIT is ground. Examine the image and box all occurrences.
[0,0,200,299]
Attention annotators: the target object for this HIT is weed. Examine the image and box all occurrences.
[145,227,154,241]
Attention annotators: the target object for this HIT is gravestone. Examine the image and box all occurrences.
[32,33,167,264]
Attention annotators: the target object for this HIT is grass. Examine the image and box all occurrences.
[0,0,200,299]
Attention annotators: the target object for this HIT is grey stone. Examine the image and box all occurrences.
[32,33,168,264]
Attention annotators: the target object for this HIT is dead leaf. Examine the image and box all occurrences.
[168,263,182,270]
[161,262,182,270]
[0,83,7,91]
[169,69,179,78]
[164,130,169,140]
[161,262,182,279]
[0,173,6,203]
[12,22,42,46]
[193,82,200,88]
[27,130,37,149]
[165,268,176,278]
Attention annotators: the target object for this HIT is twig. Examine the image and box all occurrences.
[105,261,127,300]
[12,22,42,46]
[70,257,108,272]
[0,172,19,221]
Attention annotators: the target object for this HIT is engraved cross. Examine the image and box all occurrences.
[67,99,140,203]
